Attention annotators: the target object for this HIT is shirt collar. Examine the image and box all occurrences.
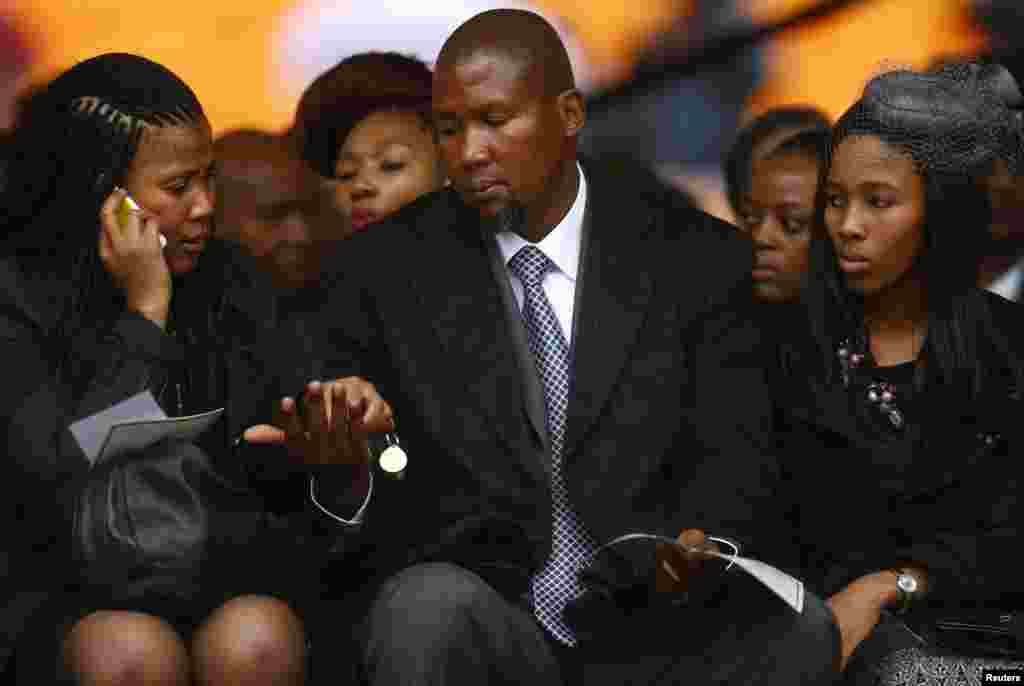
[990,258,1024,300]
[496,162,587,281]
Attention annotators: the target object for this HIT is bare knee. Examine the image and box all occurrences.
[192,594,307,686]
[63,610,189,686]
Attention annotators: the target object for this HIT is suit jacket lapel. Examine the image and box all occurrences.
[412,196,548,486]
[485,231,550,458]
[563,167,654,463]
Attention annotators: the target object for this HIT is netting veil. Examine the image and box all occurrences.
[834,67,1020,178]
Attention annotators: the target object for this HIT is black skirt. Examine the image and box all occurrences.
[9,528,319,684]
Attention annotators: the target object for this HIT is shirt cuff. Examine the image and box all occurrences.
[309,469,373,526]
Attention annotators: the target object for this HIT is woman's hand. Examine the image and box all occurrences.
[826,571,898,670]
[99,188,171,328]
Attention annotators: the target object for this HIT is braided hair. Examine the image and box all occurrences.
[0,53,206,388]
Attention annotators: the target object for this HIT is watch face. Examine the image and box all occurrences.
[897,574,918,594]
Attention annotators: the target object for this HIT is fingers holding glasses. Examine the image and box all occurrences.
[678,528,720,558]
[655,529,725,594]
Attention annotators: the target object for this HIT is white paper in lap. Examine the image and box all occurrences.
[592,532,806,614]
[97,407,225,464]
[724,554,805,613]
[69,391,225,467]
[69,391,167,464]
[676,547,806,613]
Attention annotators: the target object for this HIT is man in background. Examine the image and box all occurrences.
[214,129,348,292]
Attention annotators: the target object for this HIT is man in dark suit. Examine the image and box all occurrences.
[246,9,838,685]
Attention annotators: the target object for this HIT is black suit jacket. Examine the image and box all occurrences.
[305,160,788,606]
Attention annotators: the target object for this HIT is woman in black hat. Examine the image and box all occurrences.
[772,67,1024,680]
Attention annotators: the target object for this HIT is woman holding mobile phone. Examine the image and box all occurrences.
[0,54,309,685]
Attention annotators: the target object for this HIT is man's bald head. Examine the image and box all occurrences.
[214,129,301,195]
[432,9,585,241]
[213,129,327,233]
[436,9,575,99]
[213,128,343,289]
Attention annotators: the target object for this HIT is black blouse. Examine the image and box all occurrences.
[771,292,1024,612]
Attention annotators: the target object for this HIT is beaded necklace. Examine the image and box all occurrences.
[836,335,917,430]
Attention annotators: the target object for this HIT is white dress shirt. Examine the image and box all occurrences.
[495,163,587,346]
[988,258,1024,302]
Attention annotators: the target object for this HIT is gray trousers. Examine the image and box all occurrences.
[315,562,840,686]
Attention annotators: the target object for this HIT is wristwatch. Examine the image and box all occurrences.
[893,570,920,615]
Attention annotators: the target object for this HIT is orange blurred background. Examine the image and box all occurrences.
[741,0,986,120]
[10,0,987,136]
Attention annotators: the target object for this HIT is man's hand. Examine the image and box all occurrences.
[826,572,897,671]
[654,529,721,595]
[243,377,394,467]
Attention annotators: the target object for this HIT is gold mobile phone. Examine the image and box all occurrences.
[115,190,166,247]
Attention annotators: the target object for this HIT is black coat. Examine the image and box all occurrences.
[772,291,1024,611]
[0,240,315,666]
[298,160,794,611]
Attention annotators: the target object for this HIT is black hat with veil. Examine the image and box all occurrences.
[832,67,1018,179]
[791,65,1024,421]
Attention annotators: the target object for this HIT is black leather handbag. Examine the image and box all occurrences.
[71,438,244,603]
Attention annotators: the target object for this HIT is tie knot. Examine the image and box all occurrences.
[508,245,556,288]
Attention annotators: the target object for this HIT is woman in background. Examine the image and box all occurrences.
[293,52,446,232]
[723,104,831,221]
[934,59,1024,301]
[724,105,831,303]
[733,125,830,303]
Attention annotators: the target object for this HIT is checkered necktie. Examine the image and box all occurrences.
[508,245,598,646]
